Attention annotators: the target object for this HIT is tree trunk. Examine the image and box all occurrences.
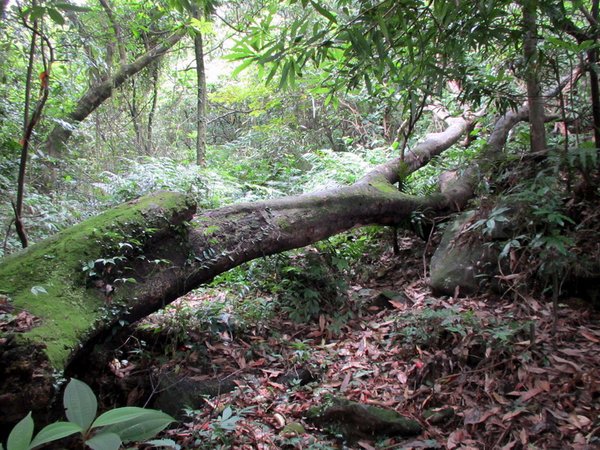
[146,59,160,155]
[0,111,471,428]
[521,0,546,153]
[98,0,127,66]
[44,30,184,158]
[193,18,207,166]
[0,69,579,427]
[588,0,600,155]
[0,0,8,21]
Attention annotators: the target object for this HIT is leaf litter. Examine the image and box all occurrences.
[122,235,600,449]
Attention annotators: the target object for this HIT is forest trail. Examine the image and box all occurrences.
[111,234,600,449]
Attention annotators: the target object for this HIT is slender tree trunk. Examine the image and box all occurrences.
[0,0,8,21]
[98,0,126,66]
[193,10,207,166]
[588,0,600,158]
[16,17,53,248]
[147,62,159,154]
[15,18,38,249]
[128,78,143,150]
[44,30,184,158]
[23,16,36,134]
[522,0,546,153]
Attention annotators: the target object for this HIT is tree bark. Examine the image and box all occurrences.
[588,0,600,153]
[98,0,127,66]
[521,0,546,153]
[0,0,8,21]
[44,30,184,158]
[193,13,208,166]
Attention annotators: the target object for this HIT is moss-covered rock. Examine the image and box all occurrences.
[429,211,499,295]
[307,397,421,442]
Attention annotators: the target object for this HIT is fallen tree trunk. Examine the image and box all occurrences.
[0,110,472,428]
[0,63,581,425]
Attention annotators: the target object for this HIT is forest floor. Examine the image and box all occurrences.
[117,234,600,449]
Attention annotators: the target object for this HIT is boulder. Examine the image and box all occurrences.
[429,212,500,296]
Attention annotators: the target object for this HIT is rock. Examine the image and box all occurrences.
[429,212,499,296]
[307,397,421,442]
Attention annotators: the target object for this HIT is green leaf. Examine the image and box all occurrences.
[92,407,173,429]
[64,379,98,430]
[264,62,280,85]
[221,406,233,421]
[28,6,46,21]
[309,0,337,23]
[231,59,254,78]
[104,415,175,443]
[47,8,65,25]
[85,432,121,450]
[279,60,290,90]
[7,412,34,450]
[29,422,83,449]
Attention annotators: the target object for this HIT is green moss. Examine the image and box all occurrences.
[368,176,400,194]
[275,217,290,230]
[0,191,195,368]
[201,226,220,238]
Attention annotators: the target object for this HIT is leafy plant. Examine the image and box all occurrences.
[192,405,254,449]
[273,251,347,323]
[1,378,175,450]
[395,306,477,349]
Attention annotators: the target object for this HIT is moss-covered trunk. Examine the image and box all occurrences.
[0,112,471,429]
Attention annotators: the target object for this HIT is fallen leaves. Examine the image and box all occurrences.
[121,239,600,449]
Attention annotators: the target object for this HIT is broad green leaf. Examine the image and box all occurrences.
[309,0,337,23]
[85,432,121,450]
[29,422,82,449]
[279,61,291,90]
[47,8,65,25]
[28,6,46,21]
[221,406,233,421]
[104,415,175,443]
[6,412,34,450]
[264,62,280,85]
[92,407,173,429]
[64,378,98,430]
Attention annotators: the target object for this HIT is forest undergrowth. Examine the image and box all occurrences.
[98,229,600,450]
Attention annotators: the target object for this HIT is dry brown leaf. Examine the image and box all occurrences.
[551,355,582,371]
[492,392,511,405]
[340,371,352,392]
[519,427,528,444]
[463,406,500,425]
[500,441,518,450]
[567,414,591,429]
[579,329,600,343]
[447,429,467,449]
[502,408,528,421]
